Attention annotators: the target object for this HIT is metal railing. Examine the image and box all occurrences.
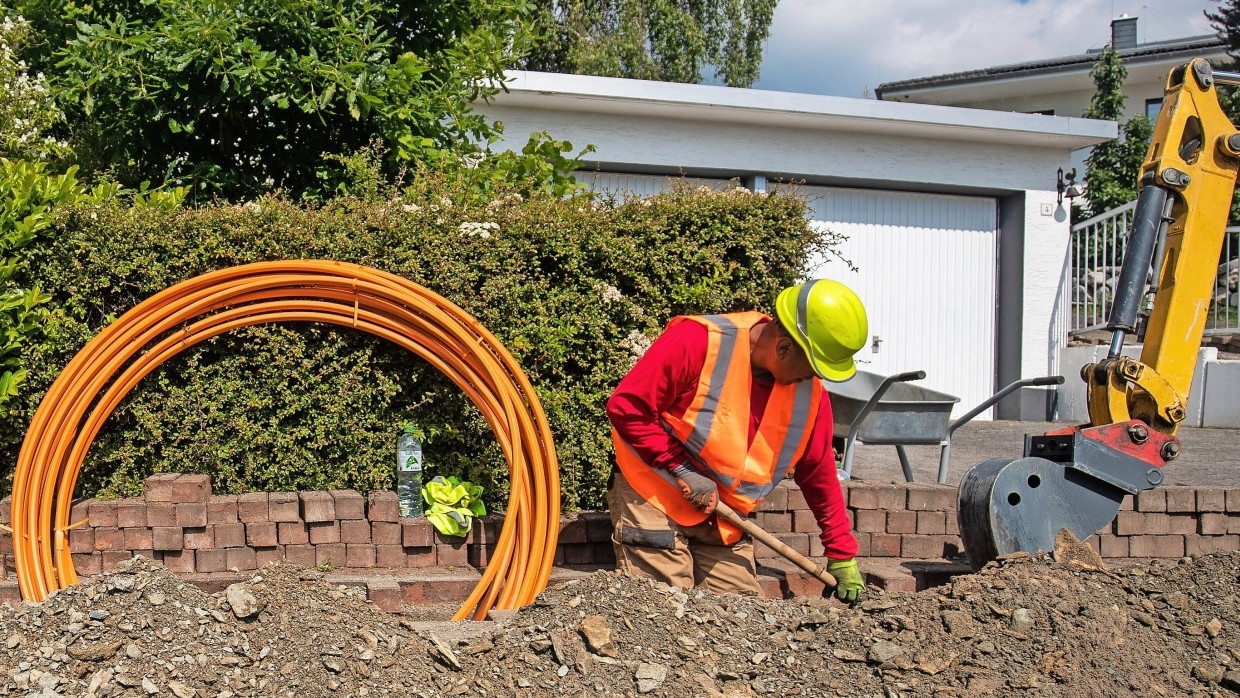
[1066,202,1239,336]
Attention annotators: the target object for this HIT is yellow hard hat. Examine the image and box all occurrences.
[775,279,868,382]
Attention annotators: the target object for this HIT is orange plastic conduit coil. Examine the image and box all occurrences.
[10,260,560,621]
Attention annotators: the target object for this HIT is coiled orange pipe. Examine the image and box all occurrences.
[10,260,560,620]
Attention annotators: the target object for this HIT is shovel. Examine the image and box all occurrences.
[713,501,838,590]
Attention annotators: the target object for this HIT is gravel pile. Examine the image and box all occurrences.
[2,549,1239,697]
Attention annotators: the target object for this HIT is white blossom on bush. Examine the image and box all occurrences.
[620,329,653,360]
[0,16,66,160]
[459,221,499,239]
[600,284,622,303]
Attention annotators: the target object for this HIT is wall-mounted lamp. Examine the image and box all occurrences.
[1057,167,1082,206]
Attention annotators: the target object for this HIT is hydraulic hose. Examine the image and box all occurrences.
[10,260,560,620]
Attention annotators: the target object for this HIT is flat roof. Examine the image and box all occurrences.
[876,35,1224,98]
[495,71,1116,150]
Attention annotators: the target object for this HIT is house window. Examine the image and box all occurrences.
[1146,98,1163,121]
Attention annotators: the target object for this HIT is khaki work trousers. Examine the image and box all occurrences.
[607,469,763,595]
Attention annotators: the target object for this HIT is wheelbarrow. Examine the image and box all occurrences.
[830,371,1064,484]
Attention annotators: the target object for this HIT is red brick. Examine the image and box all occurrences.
[143,474,180,502]
[308,521,340,544]
[1098,533,1128,558]
[176,475,211,503]
[176,503,207,528]
[87,501,118,528]
[367,491,399,522]
[808,535,825,558]
[0,497,8,525]
[152,527,184,551]
[945,513,960,536]
[72,552,102,576]
[757,486,788,512]
[916,511,947,535]
[268,492,300,522]
[337,519,368,544]
[786,486,809,512]
[592,543,615,566]
[278,522,310,545]
[69,498,90,525]
[146,503,177,528]
[792,510,818,533]
[367,579,403,613]
[1119,495,1135,512]
[774,533,809,556]
[93,527,125,552]
[237,493,269,522]
[1113,511,1145,536]
[852,532,871,557]
[756,513,792,533]
[906,485,956,511]
[284,544,316,567]
[583,512,614,543]
[1185,535,1240,557]
[1165,488,1195,513]
[158,549,194,574]
[869,533,901,557]
[849,485,905,510]
[225,547,257,571]
[1128,535,1185,558]
[346,544,377,568]
[900,535,957,559]
[316,543,347,568]
[1200,513,1228,535]
[183,527,214,550]
[102,551,132,572]
[246,522,278,548]
[330,490,366,520]
[371,522,401,546]
[853,509,885,533]
[123,528,153,551]
[886,511,916,535]
[1167,515,1198,536]
[563,543,594,564]
[1227,490,1240,513]
[207,496,239,524]
[299,492,336,523]
[1136,490,1167,513]
[68,529,93,554]
[195,549,228,573]
[214,523,246,548]
[405,547,437,568]
[558,518,588,544]
[254,546,284,568]
[437,540,469,567]
[375,544,406,568]
[117,500,147,528]
[1197,488,1227,513]
[402,520,434,548]
[1229,515,1240,535]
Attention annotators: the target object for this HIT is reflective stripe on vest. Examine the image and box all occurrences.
[613,312,822,542]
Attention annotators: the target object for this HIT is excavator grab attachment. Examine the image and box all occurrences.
[957,58,1240,570]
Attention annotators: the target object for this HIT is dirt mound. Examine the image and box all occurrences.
[2,552,1239,697]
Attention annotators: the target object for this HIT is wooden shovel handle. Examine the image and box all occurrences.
[714,501,837,588]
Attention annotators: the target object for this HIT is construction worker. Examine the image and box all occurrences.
[607,279,867,601]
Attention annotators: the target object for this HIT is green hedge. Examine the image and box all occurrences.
[5,176,830,510]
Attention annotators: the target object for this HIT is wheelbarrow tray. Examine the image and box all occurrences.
[828,371,960,445]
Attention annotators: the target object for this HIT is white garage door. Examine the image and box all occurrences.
[801,186,998,419]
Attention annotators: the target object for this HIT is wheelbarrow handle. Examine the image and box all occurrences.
[892,370,927,383]
[713,501,838,588]
[1029,376,1066,387]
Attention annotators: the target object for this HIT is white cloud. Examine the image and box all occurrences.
[756,0,1218,98]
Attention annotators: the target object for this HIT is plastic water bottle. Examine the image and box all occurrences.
[396,431,423,517]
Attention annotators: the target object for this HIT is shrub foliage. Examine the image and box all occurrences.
[7,177,826,510]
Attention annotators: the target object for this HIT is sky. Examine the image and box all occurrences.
[753,0,1220,98]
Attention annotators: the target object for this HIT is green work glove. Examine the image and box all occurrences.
[668,464,719,512]
[825,557,865,603]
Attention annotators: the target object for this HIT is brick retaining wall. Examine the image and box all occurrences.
[2,475,1239,580]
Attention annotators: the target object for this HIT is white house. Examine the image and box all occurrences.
[477,71,1114,420]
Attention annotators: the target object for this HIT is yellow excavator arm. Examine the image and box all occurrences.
[958,58,1240,569]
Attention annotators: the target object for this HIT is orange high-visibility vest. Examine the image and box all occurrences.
[613,312,824,545]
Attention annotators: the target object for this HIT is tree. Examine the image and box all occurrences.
[1078,42,1151,221]
[1207,0,1240,223]
[16,0,535,200]
[520,0,778,87]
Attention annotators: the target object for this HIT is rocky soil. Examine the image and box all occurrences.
[2,550,1239,697]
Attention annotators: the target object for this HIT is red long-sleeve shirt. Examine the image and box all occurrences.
[606,318,858,560]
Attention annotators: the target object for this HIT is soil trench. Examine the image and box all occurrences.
[2,551,1238,697]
